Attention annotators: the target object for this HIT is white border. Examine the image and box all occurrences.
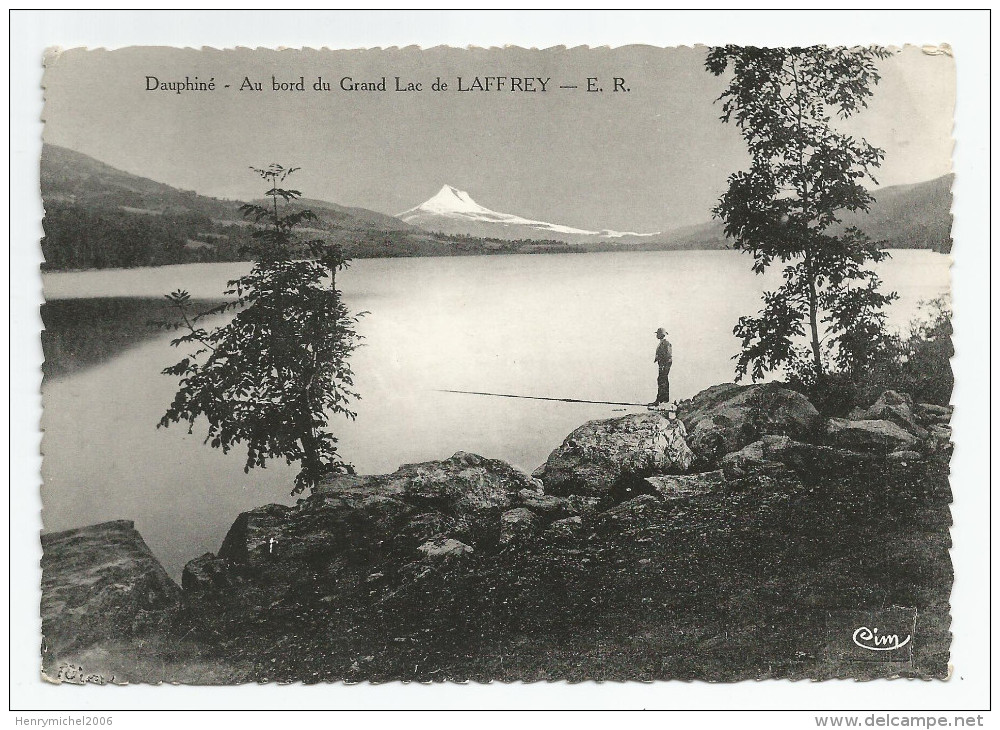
[8,8,992,718]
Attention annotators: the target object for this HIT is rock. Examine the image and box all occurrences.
[873,389,913,407]
[417,537,473,559]
[546,515,584,540]
[723,435,867,479]
[215,452,533,570]
[217,495,412,568]
[182,553,237,595]
[925,424,953,455]
[680,382,821,466]
[928,424,952,441]
[763,435,867,475]
[398,511,461,547]
[534,412,694,497]
[217,503,294,565]
[824,418,919,453]
[41,520,180,653]
[515,488,601,519]
[915,403,953,425]
[720,440,790,480]
[888,450,923,462]
[645,470,725,500]
[854,391,927,439]
[318,451,535,516]
[500,507,541,545]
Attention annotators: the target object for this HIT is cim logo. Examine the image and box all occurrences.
[825,607,916,663]
[852,625,912,652]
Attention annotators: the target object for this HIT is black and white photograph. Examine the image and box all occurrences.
[9,9,992,718]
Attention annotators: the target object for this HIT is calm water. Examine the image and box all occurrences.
[41,250,950,578]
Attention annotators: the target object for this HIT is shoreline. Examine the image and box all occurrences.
[39,245,949,279]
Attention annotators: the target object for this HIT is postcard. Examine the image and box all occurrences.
[37,42,956,685]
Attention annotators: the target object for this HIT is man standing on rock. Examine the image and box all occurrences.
[651,327,673,407]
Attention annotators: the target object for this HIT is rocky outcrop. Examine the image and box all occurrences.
[210,452,536,574]
[721,435,868,479]
[317,451,535,515]
[217,494,411,569]
[41,520,180,653]
[824,418,919,454]
[179,451,536,605]
[533,412,694,497]
[680,382,821,466]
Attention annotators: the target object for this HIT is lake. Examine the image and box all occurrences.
[41,250,950,579]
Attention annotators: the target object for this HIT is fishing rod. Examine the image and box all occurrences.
[435,389,647,408]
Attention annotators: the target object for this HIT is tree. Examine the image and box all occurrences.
[706,45,898,384]
[158,164,362,494]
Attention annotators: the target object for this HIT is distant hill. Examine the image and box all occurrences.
[839,174,953,253]
[618,175,953,254]
[40,145,575,270]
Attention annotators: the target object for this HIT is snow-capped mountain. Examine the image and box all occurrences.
[397,185,659,244]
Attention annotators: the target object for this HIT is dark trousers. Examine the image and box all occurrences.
[656,365,671,404]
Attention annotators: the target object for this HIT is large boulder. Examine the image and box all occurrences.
[217,495,412,568]
[680,382,821,466]
[41,520,180,654]
[317,451,535,516]
[824,418,919,454]
[183,451,535,605]
[214,452,534,571]
[534,413,694,497]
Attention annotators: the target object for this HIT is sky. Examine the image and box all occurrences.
[42,45,955,231]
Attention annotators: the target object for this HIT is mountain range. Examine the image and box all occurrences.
[40,144,571,269]
[40,144,952,271]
